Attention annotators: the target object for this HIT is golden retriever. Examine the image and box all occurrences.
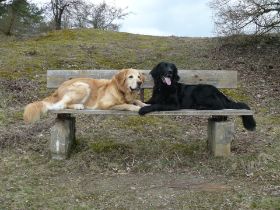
[24,68,146,123]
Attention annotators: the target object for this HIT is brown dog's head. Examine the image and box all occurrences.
[114,68,145,93]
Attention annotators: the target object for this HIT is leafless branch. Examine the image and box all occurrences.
[210,0,280,36]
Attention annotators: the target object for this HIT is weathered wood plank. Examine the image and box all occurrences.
[47,70,237,89]
[49,109,253,116]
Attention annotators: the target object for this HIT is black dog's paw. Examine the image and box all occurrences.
[139,106,150,115]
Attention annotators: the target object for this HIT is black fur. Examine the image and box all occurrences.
[139,62,256,131]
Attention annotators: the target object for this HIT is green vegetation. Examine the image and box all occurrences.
[0,29,279,209]
[0,29,217,80]
[90,139,131,154]
[221,88,250,102]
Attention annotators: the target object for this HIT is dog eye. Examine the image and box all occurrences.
[128,75,133,79]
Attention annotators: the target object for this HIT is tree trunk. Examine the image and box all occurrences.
[54,8,64,30]
[55,18,61,30]
[5,6,16,35]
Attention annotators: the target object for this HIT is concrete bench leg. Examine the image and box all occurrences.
[50,114,76,160]
[207,117,234,157]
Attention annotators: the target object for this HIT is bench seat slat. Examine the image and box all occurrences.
[47,70,237,89]
[49,109,253,116]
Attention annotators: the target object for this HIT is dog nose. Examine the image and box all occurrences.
[137,81,142,86]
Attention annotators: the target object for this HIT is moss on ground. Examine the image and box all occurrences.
[221,88,250,102]
[0,110,5,125]
[251,197,280,209]
[115,115,169,131]
[90,139,131,154]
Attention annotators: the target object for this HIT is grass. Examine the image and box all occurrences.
[78,115,205,173]
[90,139,131,154]
[0,29,280,209]
[221,88,250,102]
[252,197,280,209]
[0,29,217,80]
[115,115,180,132]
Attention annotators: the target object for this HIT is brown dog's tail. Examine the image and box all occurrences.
[23,91,59,124]
[23,101,49,123]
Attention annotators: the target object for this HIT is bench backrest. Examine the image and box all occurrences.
[47,70,237,89]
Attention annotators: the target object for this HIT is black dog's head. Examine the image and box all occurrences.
[150,62,180,86]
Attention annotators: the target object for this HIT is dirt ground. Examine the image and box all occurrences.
[0,31,280,209]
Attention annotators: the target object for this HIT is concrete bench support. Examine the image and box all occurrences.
[50,114,76,160]
[207,117,234,157]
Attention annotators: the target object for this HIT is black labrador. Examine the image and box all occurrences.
[139,62,256,131]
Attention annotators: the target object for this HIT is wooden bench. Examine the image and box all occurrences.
[47,69,253,160]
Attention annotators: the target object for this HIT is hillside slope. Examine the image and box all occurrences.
[0,29,218,78]
[0,29,279,209]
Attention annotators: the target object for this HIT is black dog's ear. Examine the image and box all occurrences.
[175,74,180,81]
[150,63,160,79]
[174,74,180,82]
[171,63,180,81]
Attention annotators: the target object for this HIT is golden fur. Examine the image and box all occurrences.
[24,68,146,123]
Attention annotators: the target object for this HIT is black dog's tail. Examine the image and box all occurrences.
[222,96,256,131]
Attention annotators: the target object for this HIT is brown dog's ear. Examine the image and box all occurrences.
[140,72,146,82]
[114,69,128,92]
